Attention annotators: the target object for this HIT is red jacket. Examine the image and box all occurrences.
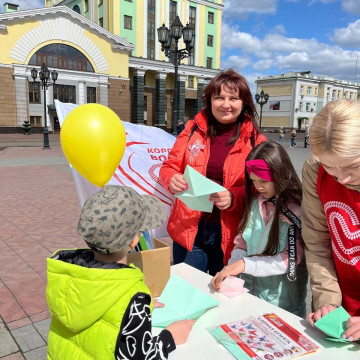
[160,110,266,264]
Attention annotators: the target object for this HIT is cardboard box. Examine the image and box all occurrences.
[127,237,170,297]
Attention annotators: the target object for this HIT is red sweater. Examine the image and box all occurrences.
[317,166,360,316]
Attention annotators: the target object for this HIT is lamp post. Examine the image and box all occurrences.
[255,90,269,130]
[157,15,195,135]
[31,63,58,149]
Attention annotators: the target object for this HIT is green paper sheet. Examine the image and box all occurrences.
[175,165,227,212]
[314,306,351,342]
[152,273,219,327]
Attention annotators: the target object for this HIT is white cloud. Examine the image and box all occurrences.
[221,24,262,52]
[253,59,274,71]
[222,0,278,21]
[342,0,360,15]
[220,55,252,72]
[333,20,360,48]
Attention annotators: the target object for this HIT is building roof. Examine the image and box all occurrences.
[0,5,135,51]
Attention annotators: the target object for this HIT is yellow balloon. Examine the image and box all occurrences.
[60,104,126,187]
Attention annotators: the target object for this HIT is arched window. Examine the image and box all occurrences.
[73,5,81,14]
[29,44,94,72]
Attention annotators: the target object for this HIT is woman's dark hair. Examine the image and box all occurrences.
[203,69,260,145]
[238,141,302,256]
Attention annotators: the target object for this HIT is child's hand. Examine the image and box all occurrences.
[166,319,195,345]
[342,316,360,342]
[169,174,188,194]
[211,259,245,292]
[152,299,165,309]
[307,304,338,326]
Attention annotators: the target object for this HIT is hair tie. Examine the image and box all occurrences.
[245,159,274,182]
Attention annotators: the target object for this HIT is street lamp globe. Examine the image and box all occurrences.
[170,15,183,40]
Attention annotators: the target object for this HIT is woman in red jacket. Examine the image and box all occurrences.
[160,69,266,275]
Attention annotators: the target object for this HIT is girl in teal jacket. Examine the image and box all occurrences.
[212,141,308,318]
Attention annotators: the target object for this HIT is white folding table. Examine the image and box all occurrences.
[153,263,360,360]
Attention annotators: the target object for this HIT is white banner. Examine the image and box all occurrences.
[55,100,176,238]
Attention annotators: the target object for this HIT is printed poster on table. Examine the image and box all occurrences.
[209,313,319,360]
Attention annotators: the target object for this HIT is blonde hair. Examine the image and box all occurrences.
[310,99,360,157]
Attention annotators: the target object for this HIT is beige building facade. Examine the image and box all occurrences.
[256,71,360,130]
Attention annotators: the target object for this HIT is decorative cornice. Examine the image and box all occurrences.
[129,56,220,79]
[0,6,134,50]
[190,0,223,10]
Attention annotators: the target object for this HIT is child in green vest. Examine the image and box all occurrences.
[46,185,194,360]
[211,141,308,317]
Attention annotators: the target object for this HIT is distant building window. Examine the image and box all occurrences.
[125,0,132,2]
[208,11,214,24]
[87,87,96,103]
[124,15,132,30]
[30,115,42,127]
[189,6,196,27]
[300,85,304,95]
[99,17,103,27]
[299,102,303,111]
[169,1,177,24]
[29,82,41,104]
[307,87,312,96]
[306,102,310,112]
[207,35,213,47]
[53,84,76,103]
[73,5,80,14]
[332,89,336,99]
[84,0,88,12]
[206,57,212,69]
[147,0,155,59]
[29,44,94,72]
[188,76,194,88]
[314,87,318,96]
[350,92,353,99]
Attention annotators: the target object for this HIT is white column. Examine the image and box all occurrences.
[78,80,86,105]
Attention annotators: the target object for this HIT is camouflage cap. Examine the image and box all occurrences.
[77,185,166,254]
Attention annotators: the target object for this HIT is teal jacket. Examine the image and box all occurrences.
[230,197,308,317]
[46,249,175,360]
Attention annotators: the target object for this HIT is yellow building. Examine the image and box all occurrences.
[0,4,220,133]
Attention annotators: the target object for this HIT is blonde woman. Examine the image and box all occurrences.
[302,99,360,342]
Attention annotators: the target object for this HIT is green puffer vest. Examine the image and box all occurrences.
[46,249,151,360]
[241,200,307,318]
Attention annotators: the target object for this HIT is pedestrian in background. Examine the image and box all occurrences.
[279,127,285,142]
[160,69,266,275]
[290,128,297,148]
[177,120,185,135]
[304,124,309,148]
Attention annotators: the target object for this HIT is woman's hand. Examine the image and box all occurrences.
[166,319,195,345]
[307,305,338,326]
[169,174,188,194]
[210,190,233,210]
[342,316,360,342]
[211,259,245,292]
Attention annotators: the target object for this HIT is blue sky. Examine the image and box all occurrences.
[2,0,360,92]
[221,0,360,91]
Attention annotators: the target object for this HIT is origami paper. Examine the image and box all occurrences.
[152,273,219,327]
[314,306,351,342]
[175,165,227,212]
[219,276,249,298]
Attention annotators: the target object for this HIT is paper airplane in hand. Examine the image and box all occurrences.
[175,165,226,212]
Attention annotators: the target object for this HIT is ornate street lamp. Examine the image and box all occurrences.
[158,16,195,135]
[255,90,269,130]
[31,63,58,149]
